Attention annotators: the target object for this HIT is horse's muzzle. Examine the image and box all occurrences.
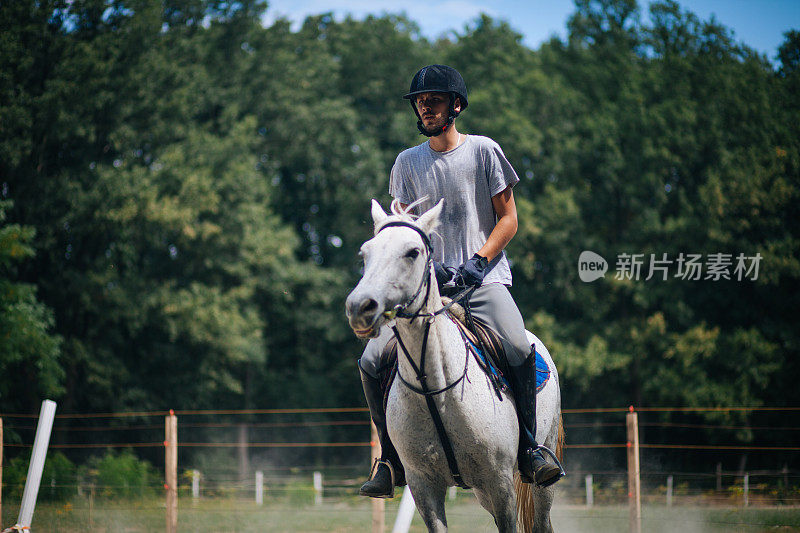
[345,292,383,338]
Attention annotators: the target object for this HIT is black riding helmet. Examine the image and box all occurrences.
[403,65,468,137]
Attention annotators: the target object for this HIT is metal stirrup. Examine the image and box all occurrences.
[535,444,567,478]
[368,458,395,487]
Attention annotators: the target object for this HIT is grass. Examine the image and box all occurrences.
[3,497,800,532]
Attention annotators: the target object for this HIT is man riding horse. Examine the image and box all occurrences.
[357,65,563,498]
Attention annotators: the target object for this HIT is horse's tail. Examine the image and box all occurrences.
[514,473,535,533]
[515,413,565,533]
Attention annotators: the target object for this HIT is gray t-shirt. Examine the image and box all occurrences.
[389,135,519,286]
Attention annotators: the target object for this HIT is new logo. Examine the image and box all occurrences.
[579,251,608,282]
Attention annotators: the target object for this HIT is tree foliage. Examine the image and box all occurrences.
[0,201,63,412]
[0,0,797,467]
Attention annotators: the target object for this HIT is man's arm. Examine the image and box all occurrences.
[477,185,518,262]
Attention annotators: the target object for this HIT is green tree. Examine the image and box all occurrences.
[0,201,63,413]
[1,0,797,474]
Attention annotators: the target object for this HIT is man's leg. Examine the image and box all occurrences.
[468,283,562,487]
[358,327,405,498]
[506,350,563,487]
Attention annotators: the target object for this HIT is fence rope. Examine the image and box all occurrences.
[4,405,800,418]
[7,440,800,451]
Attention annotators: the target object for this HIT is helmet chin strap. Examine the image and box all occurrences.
[416,113,456,137]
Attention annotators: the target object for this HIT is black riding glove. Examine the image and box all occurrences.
[456,254,489,287]
[434,261,456,289]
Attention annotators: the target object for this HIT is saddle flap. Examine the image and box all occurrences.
[448,308,508,375]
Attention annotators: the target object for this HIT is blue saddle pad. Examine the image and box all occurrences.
[467,339,551,393]
[534,349,551,392]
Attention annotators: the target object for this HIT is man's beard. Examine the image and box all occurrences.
[421,115,448,136]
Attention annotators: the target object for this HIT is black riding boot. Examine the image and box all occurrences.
[358,365,406,498]
[507,352,563,487]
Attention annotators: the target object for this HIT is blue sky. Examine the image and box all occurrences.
[262,0,799,62]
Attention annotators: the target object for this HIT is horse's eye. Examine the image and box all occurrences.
[405,248,420,260]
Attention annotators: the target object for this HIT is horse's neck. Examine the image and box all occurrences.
[394,285,464,392]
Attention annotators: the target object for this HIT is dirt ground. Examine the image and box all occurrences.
[6,498,800,532]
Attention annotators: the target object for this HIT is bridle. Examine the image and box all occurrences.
[374,219,475,488]
[376,220,471,395]
[378,221,436,322]
[378,220,475,324]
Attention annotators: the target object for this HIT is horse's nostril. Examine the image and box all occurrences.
[361,299,378,314]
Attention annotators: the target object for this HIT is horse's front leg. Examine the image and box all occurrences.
[473,474,518,533]
[406,473,448,533]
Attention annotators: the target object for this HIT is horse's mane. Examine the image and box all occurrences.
[373,197,429,234]
[373,196,444,254]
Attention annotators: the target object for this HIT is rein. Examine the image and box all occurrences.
[376,220,475,488]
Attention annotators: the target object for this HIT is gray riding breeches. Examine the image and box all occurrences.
[358,283,531,379]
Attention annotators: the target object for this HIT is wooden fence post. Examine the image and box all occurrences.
[626,407,641,533]
[165,410,178,533]
[237,423,249,486]
[371,421,384,533]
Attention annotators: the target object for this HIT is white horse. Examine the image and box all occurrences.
[346,199,563,533]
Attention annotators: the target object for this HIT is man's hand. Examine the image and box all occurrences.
[456,254,489,287]
[434,261,456,288]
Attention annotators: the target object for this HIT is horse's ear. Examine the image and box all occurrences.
[371,199,389,229]
[416,198,444,234]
